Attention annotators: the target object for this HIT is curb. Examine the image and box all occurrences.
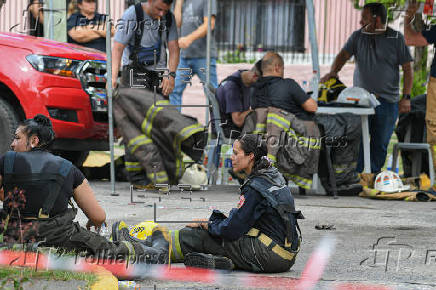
[90,265,119,290]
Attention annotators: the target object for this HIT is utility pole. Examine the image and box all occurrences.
[44,0,67,42]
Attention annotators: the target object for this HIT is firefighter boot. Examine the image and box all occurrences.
[150,226,170,264]
[111,221,152,246]
[184,252,234,270]
[112,221,166,264]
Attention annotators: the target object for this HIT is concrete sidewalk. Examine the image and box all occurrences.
[77,181,436,289]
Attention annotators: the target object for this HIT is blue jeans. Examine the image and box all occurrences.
[169,57,218,112]
[357,99,399,173]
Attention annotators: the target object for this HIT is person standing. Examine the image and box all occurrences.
[170,0,219,111]
[111,0,179,95]
[321,2,413,173]
[111,0,179,188]
[404,1,436,175]
[67,0,113,52]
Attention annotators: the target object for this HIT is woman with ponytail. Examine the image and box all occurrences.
[0,114,170,265]
[174,134,303,273]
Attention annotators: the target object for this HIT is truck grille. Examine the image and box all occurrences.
[77,60,108,119]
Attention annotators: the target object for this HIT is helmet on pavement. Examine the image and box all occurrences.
[129,221,159,240]
[374,170,410,193]
[179,163,207,190]
[336,87,379,107]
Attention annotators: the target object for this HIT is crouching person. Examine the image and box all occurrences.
[0,115,169,264]
[171,134,304,273]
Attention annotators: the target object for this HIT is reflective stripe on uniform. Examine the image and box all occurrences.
[333,162,356,174]
[170,230,184,261]
[246,228,296,261]
[172,124,204,178]
[139,100,203,180]
[121,240,136,262]
[267,113,289,129]
[246,228,260,236]
[127,134,152,154]
[258,233,273,247]
[173,124,205,155]
[253,123,266,134]
[267,154,277,165]
[147,171,169,184]
[283,173,312,190]
[267,113,321,150]
[271,244,296,260]
[141,100,170,137]
[125,161,142,172]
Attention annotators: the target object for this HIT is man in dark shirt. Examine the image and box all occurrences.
[405,1,436,178]
[215,61,262,138]
[67,0,113,52]
[322,3,412,174]
[28,0,44,37]
[254,52,317,120]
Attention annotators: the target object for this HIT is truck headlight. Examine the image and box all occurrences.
[26,55,82,78]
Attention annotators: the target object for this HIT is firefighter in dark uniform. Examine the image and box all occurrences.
[170,134,304,273]
[0,115,169,263]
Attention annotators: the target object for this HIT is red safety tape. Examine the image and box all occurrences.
[0,237,393,290]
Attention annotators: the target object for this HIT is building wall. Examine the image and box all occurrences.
[0,0,28,34]
[0,0,362,64]
[305,0,361,64]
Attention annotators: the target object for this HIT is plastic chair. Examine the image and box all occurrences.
[391,142,434,188]
[203,83,236,185]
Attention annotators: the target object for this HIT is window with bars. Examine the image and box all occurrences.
[215,0,306,53]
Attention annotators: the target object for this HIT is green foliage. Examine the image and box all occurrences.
[411,46,428,97]
[411,70,428,97]
[219,50,256,64]
[401,69,428,98]
[352,0,426,22]
[0,266,97,290]
[353,0,425,10]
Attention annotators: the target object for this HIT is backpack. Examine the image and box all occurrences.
[129,3,173,68]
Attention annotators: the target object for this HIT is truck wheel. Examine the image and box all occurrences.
[58,151,90,167]
[0,99,20,154]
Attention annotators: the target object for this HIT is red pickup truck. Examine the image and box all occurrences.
[0,32,108,165]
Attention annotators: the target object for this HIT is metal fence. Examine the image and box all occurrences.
[215,0,361,65]
[1,0,362,65]
[216,0,306,64]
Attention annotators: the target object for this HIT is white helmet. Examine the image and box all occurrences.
[179,163,208,190]
[374,171,410,193]
[336,87,380,108]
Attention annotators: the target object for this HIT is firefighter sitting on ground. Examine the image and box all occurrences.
[247,52,321,193]
[0,115,170,264]
[113,134,304,273]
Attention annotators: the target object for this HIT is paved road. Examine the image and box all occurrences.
[76,181,436,289]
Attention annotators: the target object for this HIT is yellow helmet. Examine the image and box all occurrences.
[318,77,346,103]
[129,221,159,240]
